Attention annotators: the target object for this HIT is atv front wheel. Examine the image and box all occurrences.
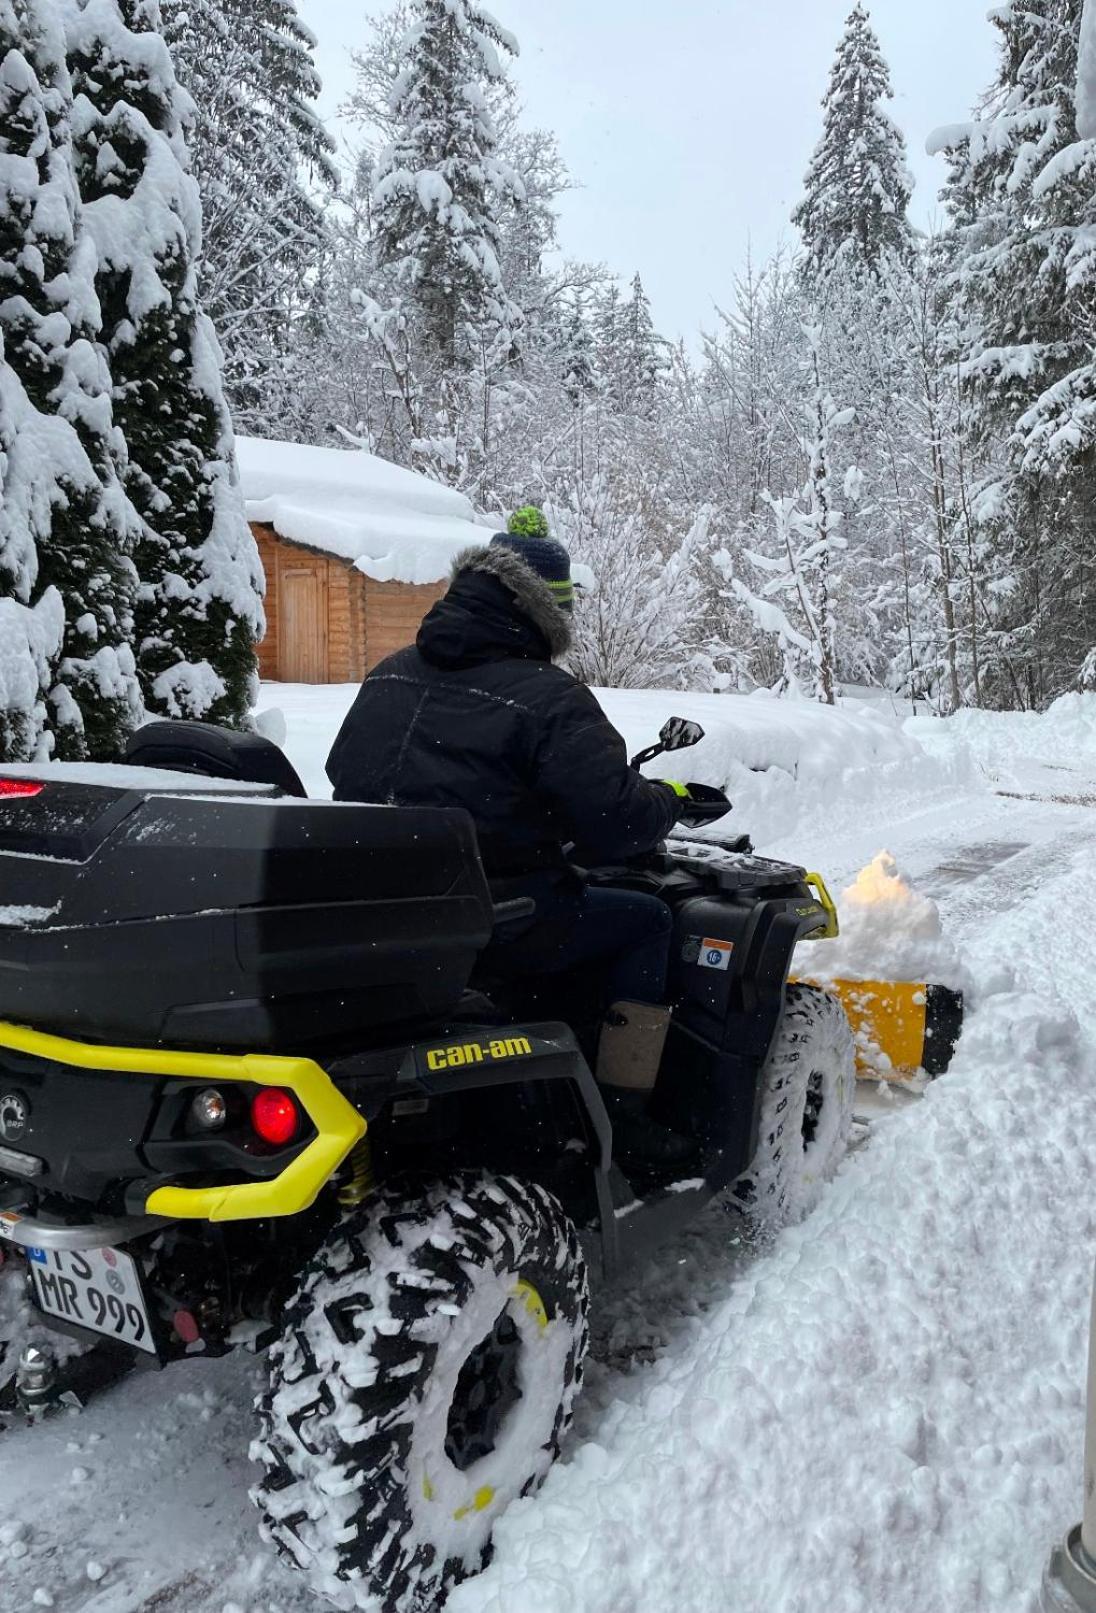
[738,982,855,1231]
[251,1173,589,1613]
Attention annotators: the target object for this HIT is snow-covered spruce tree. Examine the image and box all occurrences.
[161,0,336,432]
[0,341,66,762]
[0,0,141,759]
[618,273,667,414]
[791,3,913,540]
[786,10,937,707]
[333,8,586,502]
[933,0,1096,707]
[792,3,914,279]
[62,0,264,726]
[594,280,620,362]
[591,275,667,415]
[372,0,523,371]
[560,293,597,403]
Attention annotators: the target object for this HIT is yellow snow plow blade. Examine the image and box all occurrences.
[795,978,964,1082]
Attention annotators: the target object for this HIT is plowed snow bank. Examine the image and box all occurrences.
[263,681,969,848]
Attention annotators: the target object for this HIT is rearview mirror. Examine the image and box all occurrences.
[659,717,705,753]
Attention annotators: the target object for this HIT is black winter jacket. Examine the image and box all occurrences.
[326,544,682,928]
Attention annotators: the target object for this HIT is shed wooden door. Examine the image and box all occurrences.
[281,564,328,682]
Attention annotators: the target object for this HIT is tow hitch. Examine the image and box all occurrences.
[0,1336,137,1428]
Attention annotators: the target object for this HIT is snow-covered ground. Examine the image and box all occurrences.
[4,685,1096,1613]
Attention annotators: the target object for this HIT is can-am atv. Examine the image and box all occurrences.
[0,716,861,1611]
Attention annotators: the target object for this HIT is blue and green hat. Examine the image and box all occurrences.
[490,506,574,611]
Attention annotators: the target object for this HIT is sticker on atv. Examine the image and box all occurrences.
[699,938,734,971]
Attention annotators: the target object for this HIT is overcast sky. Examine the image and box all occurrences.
[296,0,999,345]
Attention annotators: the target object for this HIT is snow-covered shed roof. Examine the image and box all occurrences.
[235,435,492,586]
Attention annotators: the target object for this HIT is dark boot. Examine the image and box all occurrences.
[600,1086,700,1173]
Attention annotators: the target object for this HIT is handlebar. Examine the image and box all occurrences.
[675,782,733,827]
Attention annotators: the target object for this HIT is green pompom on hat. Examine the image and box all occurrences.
[507,505,552,541]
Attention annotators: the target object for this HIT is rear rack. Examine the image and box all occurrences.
[667,839,809,890]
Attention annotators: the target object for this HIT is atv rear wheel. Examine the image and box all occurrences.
[738,983,855,1231]
[250,1173,589,1613]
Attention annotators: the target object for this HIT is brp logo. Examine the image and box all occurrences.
[0,1092,30,1143]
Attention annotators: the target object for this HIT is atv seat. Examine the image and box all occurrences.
[125,719,307,798]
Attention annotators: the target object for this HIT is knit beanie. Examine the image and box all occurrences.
[490,506,574,611]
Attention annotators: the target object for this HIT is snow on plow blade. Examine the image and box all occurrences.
[805,979,964,1083]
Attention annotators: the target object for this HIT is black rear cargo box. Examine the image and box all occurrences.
[0,765,493,1052]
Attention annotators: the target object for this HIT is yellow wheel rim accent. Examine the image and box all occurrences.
[428,1283,548,1519]
[453,1485,495,1520]
[511,1279,548,1331]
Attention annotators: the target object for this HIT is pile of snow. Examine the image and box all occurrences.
[1039,690,1096,752]
[585,688,967,849]
[262,682,968,849]
[909,694,1096,798]
[807,851,967,991]
[236,435,491,585]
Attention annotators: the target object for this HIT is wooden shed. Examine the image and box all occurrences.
[236,435,489,686]
[251,524,447,684]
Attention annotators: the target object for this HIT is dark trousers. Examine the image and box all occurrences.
[487,887,673,1006]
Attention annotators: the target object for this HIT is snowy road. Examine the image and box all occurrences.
[3,695,1096,1613]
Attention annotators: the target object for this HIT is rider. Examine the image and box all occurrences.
[326,506,693,1152]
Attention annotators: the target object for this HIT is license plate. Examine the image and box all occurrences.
[27,1245,155,1354]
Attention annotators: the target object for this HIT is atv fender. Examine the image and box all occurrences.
[331,1023,620,1280]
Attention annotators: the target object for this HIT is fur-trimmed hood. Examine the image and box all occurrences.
[449,543,573,659]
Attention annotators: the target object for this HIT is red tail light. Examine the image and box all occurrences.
[0,779,44,798]
[251,1088,299,1147]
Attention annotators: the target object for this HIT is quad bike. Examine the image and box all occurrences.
[0,716,958,1612]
